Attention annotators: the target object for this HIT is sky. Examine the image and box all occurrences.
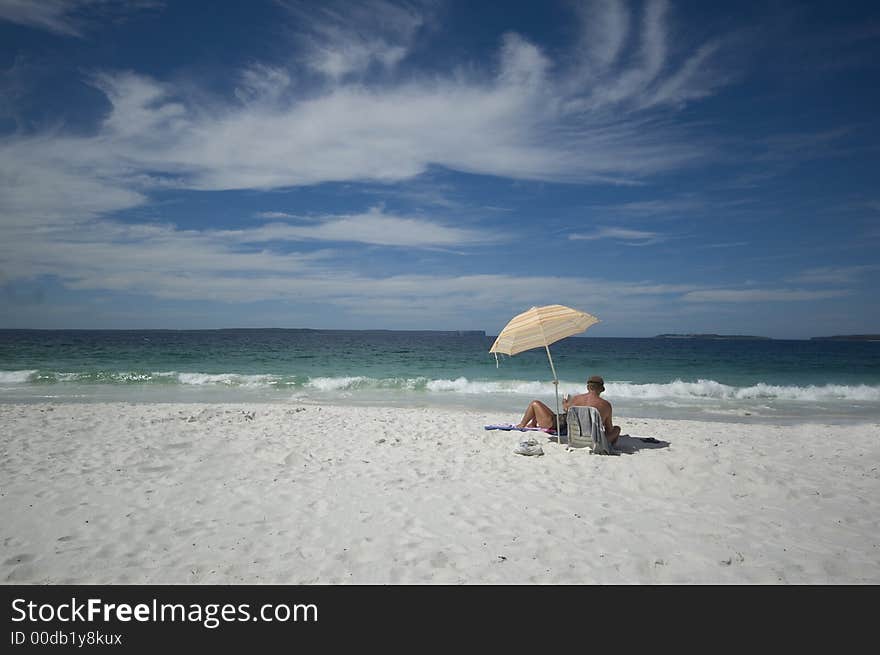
[0,0,878,338]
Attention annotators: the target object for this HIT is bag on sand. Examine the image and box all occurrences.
[513,438,544,456]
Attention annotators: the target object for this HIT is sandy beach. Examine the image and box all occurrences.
[1,402,878,584]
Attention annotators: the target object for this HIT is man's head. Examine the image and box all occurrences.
[587,375,605,393]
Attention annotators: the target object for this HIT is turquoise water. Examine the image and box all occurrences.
[2,329,879,423]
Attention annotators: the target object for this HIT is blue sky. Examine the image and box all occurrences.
[0,0,878,338]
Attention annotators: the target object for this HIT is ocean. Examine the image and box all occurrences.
[1,329,879,423]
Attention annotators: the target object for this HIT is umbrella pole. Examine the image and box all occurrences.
[545,345,561,442]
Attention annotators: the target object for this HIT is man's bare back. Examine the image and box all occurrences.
[563,380,621,443]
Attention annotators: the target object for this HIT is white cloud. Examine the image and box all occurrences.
[234,64,293,105]
[0,145,147,227]
[90,71,187,138]
[787,265,879,285]
[0,219,327,296]
[0,205,699,314]
[592,198,706,216]
[0,0,730,228]
[569,226,665,245]
[0,0,160,37]
[0,206,492,304]
[278,0,431,79]
[643,40,724,107]
[576,0,631,70]
[0,0,89,36]
[223,207,493,247]
[38,55,703,192]
[565,0,728,112]
[0,0,740,325]
[256,211,297,220]
[682,288,852,303]
[701,241,749,249]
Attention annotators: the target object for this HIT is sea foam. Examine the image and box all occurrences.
[175,372,280,387]
[0,370,38,383]
[605,379,880,402]
[1,370,878,403]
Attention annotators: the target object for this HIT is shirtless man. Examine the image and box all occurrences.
[517,375,621,444]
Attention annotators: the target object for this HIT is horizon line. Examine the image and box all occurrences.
[3,327,875,341]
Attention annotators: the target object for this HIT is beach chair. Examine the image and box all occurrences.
[565,406,617,455]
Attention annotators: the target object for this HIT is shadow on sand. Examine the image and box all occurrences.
[546,433,670,455]
[613,434,671,455]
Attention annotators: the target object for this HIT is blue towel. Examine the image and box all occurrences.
[484,423,547,432]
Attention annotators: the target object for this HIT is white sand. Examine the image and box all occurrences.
[1,402,878,584]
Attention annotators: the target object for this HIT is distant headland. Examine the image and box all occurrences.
[654,334,772,340]
[809,334,880,342]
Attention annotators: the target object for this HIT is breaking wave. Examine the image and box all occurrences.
[1,370,878,403]
[605,379,880,402]
[0,370,38,383]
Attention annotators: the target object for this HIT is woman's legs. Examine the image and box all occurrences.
[517,400,556,429]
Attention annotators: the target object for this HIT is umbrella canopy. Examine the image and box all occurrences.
[489,304,600,439]
[489,304,599,357]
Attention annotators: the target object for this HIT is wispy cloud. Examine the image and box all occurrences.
[0,212,698,310]
[0,221,320,300]
[682,288,852,303]
[0,0,743,325]
[232,206,494,248]
[567,0,732,111]
[356,181,466,210]
[0,0,161,37]
[233,64,293,106]
[576,0,630,70]
[594,198,705,216]
[758,127,858,162]
[0,0,92,36]
[569,226,666,245]
[587,194,770,221]
[2,215,856,326]
[700,241,749,249]
[0,0,732,229]
[787,265,879,285]
[277,0,433,79]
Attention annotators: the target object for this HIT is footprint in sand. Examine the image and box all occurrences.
[430,551,450,569]
[3,553,35,566]
[5,564,37,582]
